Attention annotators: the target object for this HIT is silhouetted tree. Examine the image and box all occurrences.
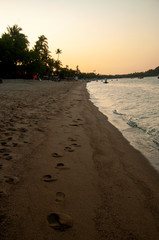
[30,35,55,76]
[54,59,62,75]
[56,48,62,60]
[0,24,29,77]
[34,35,50,64]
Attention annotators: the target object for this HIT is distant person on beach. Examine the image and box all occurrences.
[33,75,37,80]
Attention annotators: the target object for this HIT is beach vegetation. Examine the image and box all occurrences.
[0,25,56,79]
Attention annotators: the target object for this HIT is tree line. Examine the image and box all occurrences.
[99,66,159,80]
[0,25,82,79]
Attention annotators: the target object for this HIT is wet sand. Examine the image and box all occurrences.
[0,79,159,240]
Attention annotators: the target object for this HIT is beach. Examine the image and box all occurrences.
[0,79,159,240]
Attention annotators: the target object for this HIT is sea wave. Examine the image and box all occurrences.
[113,109,122,115]
[127,119,138,128]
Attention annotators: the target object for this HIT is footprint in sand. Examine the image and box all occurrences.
[3,153,12,160]
[68,137,77,142]
[12,142,18,147]
[70,143,81,147]
[77,118,82,121]
[3,153,9,156]
[56,192,65,202]
[42,175,57,182]
[1,141,7,146]
[56,163,69,170]
[69,124,78,127]
[52,153,63,158]
[5,155,12,161]
[64,146,74,152]
[4,176,19,184]
[47,212,73,231]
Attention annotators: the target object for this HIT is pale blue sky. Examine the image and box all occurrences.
[0,0,159,74]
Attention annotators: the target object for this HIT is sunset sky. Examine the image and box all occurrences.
[0,0,159,74]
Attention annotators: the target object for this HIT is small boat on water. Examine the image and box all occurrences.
[103,78,108,84]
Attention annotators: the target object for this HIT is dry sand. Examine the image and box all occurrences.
[0,79,159,240]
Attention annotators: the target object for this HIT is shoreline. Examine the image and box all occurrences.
[1,80,159,239]
[87,79,159,173]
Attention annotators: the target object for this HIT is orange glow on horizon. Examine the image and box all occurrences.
[0,0,159,75]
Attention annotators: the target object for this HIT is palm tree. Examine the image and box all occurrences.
[34,35,50,63]
[6,24,29,64]
[56,48,62,60]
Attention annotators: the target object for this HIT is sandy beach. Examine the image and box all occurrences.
[0,79,159,240]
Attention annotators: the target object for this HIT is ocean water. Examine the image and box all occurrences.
[87,77,159,172]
